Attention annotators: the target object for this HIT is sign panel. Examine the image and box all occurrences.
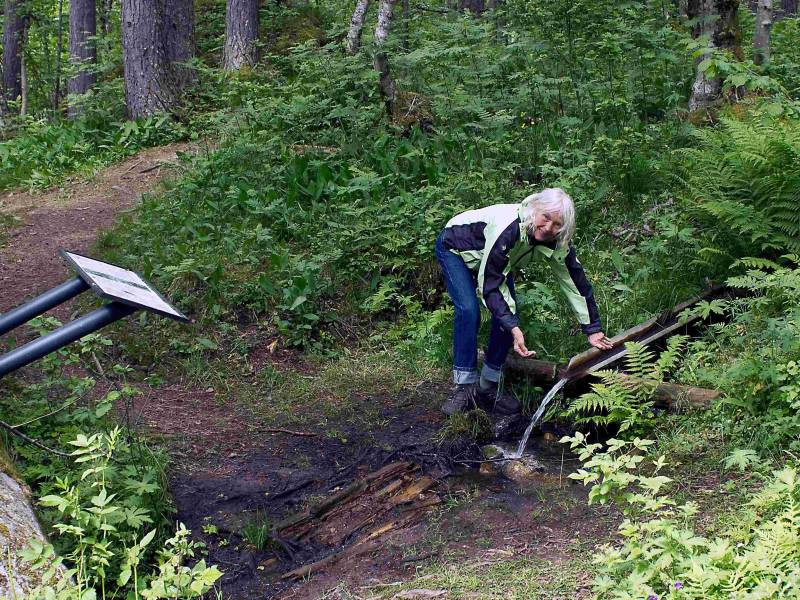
[60,250,189,322]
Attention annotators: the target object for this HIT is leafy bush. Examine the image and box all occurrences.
[678,256,800,451]
[564,433,800,600]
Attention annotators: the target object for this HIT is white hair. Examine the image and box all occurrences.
[519,188,576,248]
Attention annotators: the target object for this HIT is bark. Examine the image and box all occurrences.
[54,0,65,110]
[98,0,114,36]
[2,0,26,110]
[346,0,371,54]
[374,0,397,114]
[163,0,195,88]
[753,0,772,65]
[68,0,97,116]
[223,0,259,70]
[780,0,797,14]
[121,0,176,118]
[459,0,486,13]
[688,0,742,111]
[20,34,27,115]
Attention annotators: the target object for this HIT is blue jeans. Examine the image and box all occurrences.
[435,233,516,385]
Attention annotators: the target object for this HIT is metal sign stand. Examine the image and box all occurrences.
[0,250,189,379]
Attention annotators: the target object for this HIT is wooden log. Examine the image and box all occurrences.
[499,354,720,410]
[564,284,727,377]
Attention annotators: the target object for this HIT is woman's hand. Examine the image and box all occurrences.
[588,331,613,350]
[511,327,536,358]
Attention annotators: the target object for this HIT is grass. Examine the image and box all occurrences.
[239,509,278,552]
[358,555,594,599]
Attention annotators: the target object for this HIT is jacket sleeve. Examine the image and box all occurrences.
[477,222,520,331]
[547,244,602,335]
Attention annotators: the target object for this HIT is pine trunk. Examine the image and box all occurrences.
[346,0,370,54]
[223,0,259,70]
[163,0,195,88]
[2,0,25,110]
[753,0,772,65]
[121,0,176,118]
[374,0,397,114]
[68,0,97,116]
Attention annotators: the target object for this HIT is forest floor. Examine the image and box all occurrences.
[0,143,622,599]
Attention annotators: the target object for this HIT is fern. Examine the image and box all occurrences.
[679,115,800,262]
[566,338,687,432]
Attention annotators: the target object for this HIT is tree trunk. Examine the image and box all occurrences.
[374,0,397,115]
[688,0,742,111]
[20,34,27,115]
[54,0,65,110]
[68,0,97,116]
[99,0,114,36]
[2,0,26,111]
[459,0,486,14]
[121,0,176,118]
[753,0,772,65]
[780,0,797,14]
[346,0,370,54]
[223,0,258,70]
[163,0,194,88]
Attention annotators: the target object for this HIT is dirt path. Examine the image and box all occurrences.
[0,142,197,312]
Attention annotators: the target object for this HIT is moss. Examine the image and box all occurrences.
[392,91,435,133]
[0,439,22,484]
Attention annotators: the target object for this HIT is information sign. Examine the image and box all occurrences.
[60,250,189,322]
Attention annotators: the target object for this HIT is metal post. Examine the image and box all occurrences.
[0,277,90,336]
[0,302,137,379]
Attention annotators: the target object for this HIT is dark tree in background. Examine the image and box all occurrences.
[3,0,27,111]
[164,0,195,88]
[688,0,742,111]
[224,0,259,70]
[68,0,97,115]
[121,0,173,118]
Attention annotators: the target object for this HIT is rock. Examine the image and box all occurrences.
[500,455,546,486]
[490,414,526,440]
[481,444,505,460]
[1,470,69,597]
[478,461,500,476]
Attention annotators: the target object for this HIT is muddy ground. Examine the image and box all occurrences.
[1,144,616,599]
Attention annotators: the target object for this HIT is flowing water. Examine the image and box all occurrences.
[510,377,569,459]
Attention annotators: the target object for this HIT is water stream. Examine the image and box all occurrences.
[509,377,569,459]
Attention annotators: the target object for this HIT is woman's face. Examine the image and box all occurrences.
[532,210,563,242]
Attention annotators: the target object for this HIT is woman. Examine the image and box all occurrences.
[435,188,613,416]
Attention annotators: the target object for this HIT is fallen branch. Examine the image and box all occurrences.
[0,420,72,458]
[262,427,318,437]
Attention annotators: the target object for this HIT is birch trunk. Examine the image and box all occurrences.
[753,0,772,65]
[223,0,259,70]
[688,0,742,111]
[374,0,397,114]
[346,0,370,54]
[68,0,97,116]
[121,0,176,118]
[2,0,25,110]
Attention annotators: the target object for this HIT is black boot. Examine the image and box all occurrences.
[441,384,479,415]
